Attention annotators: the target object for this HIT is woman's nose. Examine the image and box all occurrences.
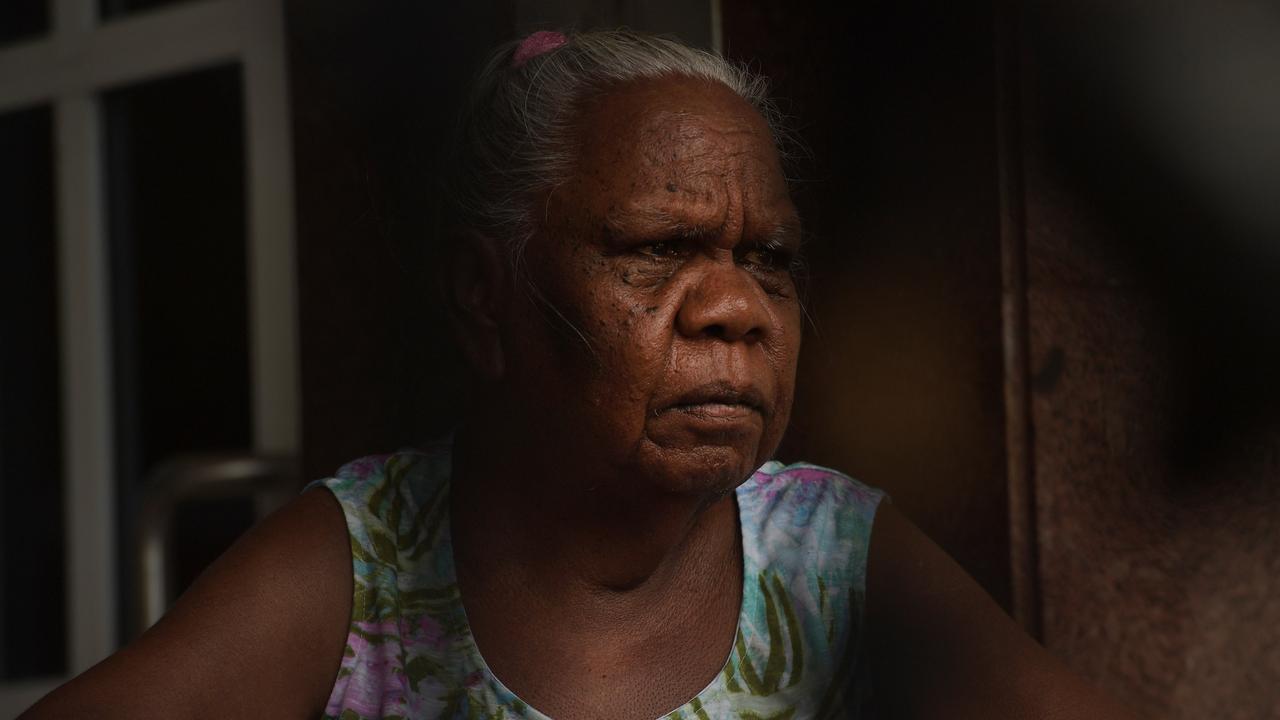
[675,259,772,344]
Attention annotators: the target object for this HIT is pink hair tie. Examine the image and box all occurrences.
[512,30,568,68]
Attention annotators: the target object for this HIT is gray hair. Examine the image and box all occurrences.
[443,29,796,267]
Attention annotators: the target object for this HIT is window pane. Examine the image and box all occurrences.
[103,64,253,639]
[0,1,49,47]
[0,105,66,679]
[99,0,195,20]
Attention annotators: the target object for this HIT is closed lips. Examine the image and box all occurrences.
[663,383,766,415]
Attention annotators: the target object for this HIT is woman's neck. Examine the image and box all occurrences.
[449,426,744,720]
[448,424,740,621]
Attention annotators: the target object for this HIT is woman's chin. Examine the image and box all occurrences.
[632,437,767,498]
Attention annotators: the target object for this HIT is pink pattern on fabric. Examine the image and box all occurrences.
[418,614,446,649]
[781,468,831,483]
[344,454,394,479]
[512,30,567,67]
[328,620,408,717]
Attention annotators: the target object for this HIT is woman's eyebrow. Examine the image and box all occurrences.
[602,205,723,242]
[758,219,803,248]
[603,204,802,249]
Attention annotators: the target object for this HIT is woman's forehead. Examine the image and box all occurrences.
[565,76,792,225]
[577,76,776,166]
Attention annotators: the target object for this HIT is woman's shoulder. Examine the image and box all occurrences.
[324,441,451,496]
[740,459,886,521]
[317,442,451,505]
[308,442,454,570]
[737,460,887,587]
[24,471,355,718]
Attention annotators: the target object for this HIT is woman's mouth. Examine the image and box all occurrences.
[671,401,758,420]
[658,382,767,420]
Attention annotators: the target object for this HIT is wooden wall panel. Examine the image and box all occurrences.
[1019,4,1280,716]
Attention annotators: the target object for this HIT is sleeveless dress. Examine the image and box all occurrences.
[307,441,885,720]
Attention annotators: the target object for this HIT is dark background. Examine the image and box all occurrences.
[293,1,1280,717]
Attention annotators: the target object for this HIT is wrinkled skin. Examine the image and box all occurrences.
[494,75,804,502]
[435,75,807,718]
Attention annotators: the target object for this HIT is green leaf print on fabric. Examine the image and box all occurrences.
[769,573,805,688]
[440,688,465,718]
[759,572,787,692]
[739,708,797,720]
[812,624,859,720]
[817,575,835,645]
[722,657,744,693]
[734,571,805,697]
[352,579,399,624]
[406,656,433,693]
[400,584,460,614]
[465,692,507,720]
[667,696,714,720]
[734,628,766,694]
[351,582,371,622]
[367,475,389,518]
[349,534,375,563]
[388,484,404,543]
[408,487,449,559]
[349,621,397,645]
[438,688,511,720]
[370,527,399,565]
[440,681,509,717]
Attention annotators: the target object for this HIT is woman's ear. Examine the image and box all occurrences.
[438,230,508,381]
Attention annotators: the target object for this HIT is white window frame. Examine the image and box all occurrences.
[0,0,297,712]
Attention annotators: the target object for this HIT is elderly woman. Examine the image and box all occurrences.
[27,30,1139,720]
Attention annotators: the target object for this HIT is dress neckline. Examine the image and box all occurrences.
[438,461,752,720]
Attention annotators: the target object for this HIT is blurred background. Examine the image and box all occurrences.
[1,0,1277,717]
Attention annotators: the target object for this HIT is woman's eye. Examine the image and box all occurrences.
[741,246,793,270]
[638,240,685,258]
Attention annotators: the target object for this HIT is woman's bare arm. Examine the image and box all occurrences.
[865,501,1143,719]
[22,488,353,719]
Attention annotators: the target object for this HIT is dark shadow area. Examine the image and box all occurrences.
[286,1,511,480]
[1027,2,1280,480]
[724,0,1012,610]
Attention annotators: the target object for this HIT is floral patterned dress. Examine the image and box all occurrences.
[308,441,885,719]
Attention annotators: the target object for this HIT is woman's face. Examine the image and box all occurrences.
[500,75,802,498]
